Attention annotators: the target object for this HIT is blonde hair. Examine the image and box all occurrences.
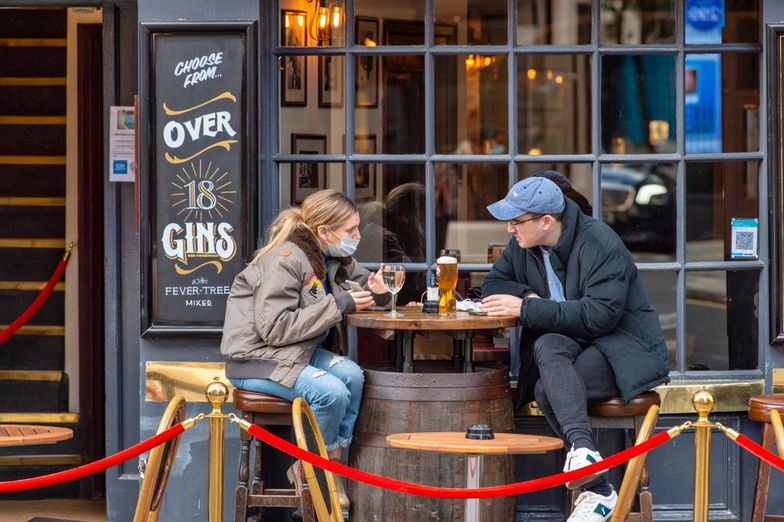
[252,189,358,262]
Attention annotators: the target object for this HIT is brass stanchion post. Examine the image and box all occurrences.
[692,390,715,522]
[206,379,229,522]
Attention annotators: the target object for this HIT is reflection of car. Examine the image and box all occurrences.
[601,165,675,253]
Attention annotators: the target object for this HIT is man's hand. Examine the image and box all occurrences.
[481,293,538,317]
[367,264,388,294]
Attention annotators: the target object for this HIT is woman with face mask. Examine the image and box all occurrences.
[220,189,390,509]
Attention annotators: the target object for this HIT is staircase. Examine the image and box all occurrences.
[0,7,82,499]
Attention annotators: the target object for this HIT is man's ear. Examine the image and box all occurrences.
[541,215,555,229]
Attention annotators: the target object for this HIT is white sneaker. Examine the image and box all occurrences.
[563,446,607,490]
[567,489,617,522]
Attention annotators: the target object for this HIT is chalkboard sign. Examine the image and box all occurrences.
[141,24,256,334]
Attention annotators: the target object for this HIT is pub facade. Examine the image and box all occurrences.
[1,0,784,519]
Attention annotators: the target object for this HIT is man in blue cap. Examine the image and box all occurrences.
[481,175,669,522]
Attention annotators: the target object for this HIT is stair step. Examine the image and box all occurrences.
[0,462,80,499]
[0,412,79,424]
[0,370,62,381]
[0,335,64,370]
[0,376,68,412]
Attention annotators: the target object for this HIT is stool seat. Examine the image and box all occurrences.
[748,394,784,423]
[588,391,661,417]
[233,388,292,414]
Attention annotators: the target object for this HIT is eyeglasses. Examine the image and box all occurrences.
[508,215,542,228]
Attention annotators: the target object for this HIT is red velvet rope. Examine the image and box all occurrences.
[0,423,184,492]
[0,257,68,345]
[246,423,673,498]
[734,433,784,473]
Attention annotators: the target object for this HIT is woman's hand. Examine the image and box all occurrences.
[350,290,375,311]
[367,264,388,294]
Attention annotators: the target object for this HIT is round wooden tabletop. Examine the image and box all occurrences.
[386,432,564,455]
[0,424,74,447]
[346,306,518,331]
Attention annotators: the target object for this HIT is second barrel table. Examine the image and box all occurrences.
[345,307,518,372]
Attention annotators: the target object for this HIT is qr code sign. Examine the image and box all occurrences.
[735,231,755,251]
[731,219,758,259]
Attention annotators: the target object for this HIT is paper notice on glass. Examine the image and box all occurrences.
[109,106,136,182]
[730,218,758,259]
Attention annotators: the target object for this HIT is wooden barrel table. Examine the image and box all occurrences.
[348,365,515,521]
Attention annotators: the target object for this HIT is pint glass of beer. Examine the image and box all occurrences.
[436,255,458,315]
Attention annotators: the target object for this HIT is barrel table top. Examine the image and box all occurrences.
[386,432,563,455]
[346,307,518,331]
[0,424,74,447]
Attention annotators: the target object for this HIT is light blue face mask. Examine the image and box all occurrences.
[327,230,360,257]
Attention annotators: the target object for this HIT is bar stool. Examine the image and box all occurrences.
[748,394,784,522]
[565,391,661,521]
[233,388,314,522]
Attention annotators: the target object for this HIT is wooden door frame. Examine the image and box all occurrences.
[77,22,104,497]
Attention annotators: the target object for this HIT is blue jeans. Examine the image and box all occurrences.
[230,348,364,451]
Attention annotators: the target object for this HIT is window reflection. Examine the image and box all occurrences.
[602,54,675,154]
[601,163,676,261]
[355,0,424,45]
[435,163,509,264]
[685,53,759,153]
[354,164,426,265]
[278,162,345,210]
[517,0,591,45]
[685,270,758,371]
[518,54,591,155]
[518,163,593,212]
[685,0,759,44]
[435,0,507,46]
[600,0,675,44]
[686,162,759,262]
[640,271,676,371]
[355,55,424,153]
[434,55,507,155]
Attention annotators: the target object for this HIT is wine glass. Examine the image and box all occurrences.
[382,264,406,317]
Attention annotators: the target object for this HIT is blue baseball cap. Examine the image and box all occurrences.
[487,177,566,220]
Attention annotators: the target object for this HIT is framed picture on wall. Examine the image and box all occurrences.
[319,54,344,108]
[281,10,307,107]
[354,134,376,199]
[355,17,379,108]
[291,133,327,204]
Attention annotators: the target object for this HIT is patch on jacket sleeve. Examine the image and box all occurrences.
[304,273,325,301]
[279,248,290,257]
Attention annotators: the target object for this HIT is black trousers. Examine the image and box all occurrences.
[529,333,619,447]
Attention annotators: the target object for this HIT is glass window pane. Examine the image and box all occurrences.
[518,54,592,155]
[686,270,759,371]
[640,271,677,371]
[601,163,676,261]
[355,55,424,153]
[686,162,759,262]
[434,55,507,155]
[278,162,345,209]
[278,55,345,154]
[600,0,675,44]
[435,0,507,46]
[435,163,509,263]
[518,163,593,214]
[355,164,426,264]
[685,53,759,153]
[517,0,591,45]
[280,3,344,48]
[355,1,425,45]
[602,54,675,154]
[685,0,759,44]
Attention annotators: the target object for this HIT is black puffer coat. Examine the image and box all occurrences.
[482,199,670,405]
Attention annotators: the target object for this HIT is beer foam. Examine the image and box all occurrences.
[436,256,457,264]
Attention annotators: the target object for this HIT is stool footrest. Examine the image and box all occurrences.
[248,489,302,508]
